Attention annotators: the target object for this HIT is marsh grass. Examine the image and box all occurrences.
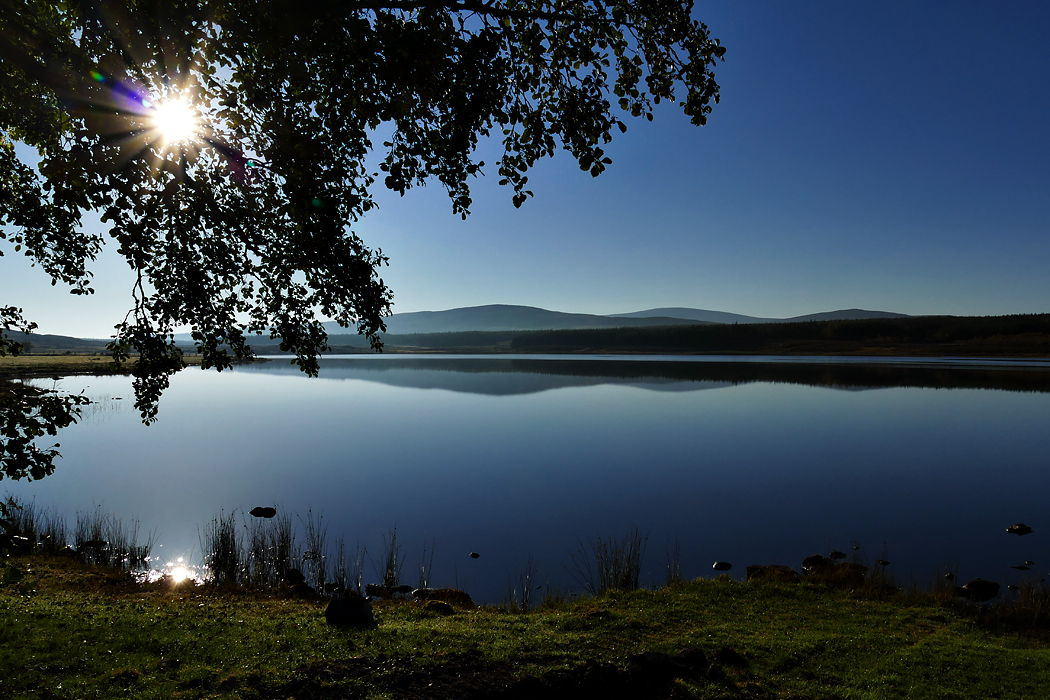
[416,538,435,590]
[503,555,539,613]
[329,538,366,594]
[3,496,152,569]
[200,511,241,585]
[299,508,328,591]
[567,526,648,596]
[665,536,683,587]
[371,527,405,592]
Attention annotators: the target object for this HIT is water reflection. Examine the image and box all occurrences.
[6,355,1050,604]
[244,355,1050,394]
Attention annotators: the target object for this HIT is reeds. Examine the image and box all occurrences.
[299,509,328,592]
[665,536,683,588]
[2,495,153,569]
[503,555,539,613]
[567,526,648,597]
[199,511,241,585]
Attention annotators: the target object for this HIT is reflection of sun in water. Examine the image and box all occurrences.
[170,566,192,583]
[151,99,197,144]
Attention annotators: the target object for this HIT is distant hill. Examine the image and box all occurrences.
[321,304,708,335]
[2,331,109,353]
[610,307,908,324]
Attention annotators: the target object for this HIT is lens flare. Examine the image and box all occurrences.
[169,566,192,583]
[152,99,197,144]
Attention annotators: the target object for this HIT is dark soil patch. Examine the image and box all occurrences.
[249,649,736,700]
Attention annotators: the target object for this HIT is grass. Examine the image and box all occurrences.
[3,553,1050,699]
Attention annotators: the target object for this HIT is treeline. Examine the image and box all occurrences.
[510,314,1050,356]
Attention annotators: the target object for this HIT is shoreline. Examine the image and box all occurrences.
[2,548,1048,699]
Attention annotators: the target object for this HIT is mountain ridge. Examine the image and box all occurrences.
[323,304,909,335]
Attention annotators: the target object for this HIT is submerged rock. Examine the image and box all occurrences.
[1006,523,1033,536]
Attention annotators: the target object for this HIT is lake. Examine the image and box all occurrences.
[7,354,1050,603]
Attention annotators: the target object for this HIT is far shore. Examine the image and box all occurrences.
[0,352,219,379]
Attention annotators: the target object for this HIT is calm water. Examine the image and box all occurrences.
[8,355,1050,602]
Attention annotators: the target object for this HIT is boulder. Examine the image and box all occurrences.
[411,587,475,607]
[364,583,388,598]
[746,565,802,583]
[424,601,455,616]
[807,562,868,588]
[801,554,829,574]
[287,582,317,599]
[325,597,376,628]
[960,579,1000,603]
[713,645,748,668]
[673,647,709,672]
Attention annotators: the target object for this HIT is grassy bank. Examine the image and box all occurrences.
[2,553,1049,699]
[0,353,211,379]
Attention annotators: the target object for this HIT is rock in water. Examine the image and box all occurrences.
[712,561,732,572]
[469,551,481,559]
[249,506,277,518]
[325,597,376,628]
[1006,523,1033,536]
[961,579,1000,603]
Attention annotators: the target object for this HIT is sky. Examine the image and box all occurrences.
[3,0,1050,337]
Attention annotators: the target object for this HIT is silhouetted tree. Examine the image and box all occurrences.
[0,0,725,477]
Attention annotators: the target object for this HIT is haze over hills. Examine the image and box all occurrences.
[21,304,911,347]
[610,307,911,325]
[322,304,910,337]
[321,304,710,336]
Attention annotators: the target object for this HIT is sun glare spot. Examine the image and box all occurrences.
[170,566,192,583]
[152,99,197,144]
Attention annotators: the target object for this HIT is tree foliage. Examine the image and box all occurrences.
[0,0,724,476]
[1,307,91,481]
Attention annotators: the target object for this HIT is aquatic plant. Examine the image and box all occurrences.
[200,511,241,586]
[567,526,648,597]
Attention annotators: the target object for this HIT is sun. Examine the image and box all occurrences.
[169,566,193,584]
[151,99,197,144]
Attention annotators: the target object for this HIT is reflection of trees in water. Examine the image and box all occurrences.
[20,379,130,424]
[75,393,132,423]
[246,357,1050,394]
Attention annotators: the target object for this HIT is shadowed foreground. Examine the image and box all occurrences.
[2,555,1049,699]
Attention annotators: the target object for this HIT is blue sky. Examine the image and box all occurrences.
[4,0,1049,337]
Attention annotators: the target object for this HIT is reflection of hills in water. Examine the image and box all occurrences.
[237,357,1050,396]
[240,358,732,396]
